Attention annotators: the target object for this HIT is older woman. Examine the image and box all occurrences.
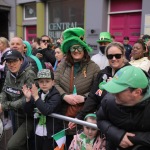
[129,39,150,72]
[71,42,130,122]
[54,27,100,148]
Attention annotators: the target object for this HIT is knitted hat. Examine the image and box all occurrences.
[100,66,148,94]
[61,27,92,54]
[97,32,112,43]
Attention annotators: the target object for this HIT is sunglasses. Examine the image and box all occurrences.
[42,40,50,43]
[107,54,122,59]
[70,46,83,52]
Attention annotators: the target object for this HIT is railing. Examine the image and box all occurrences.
[49,113,99,130]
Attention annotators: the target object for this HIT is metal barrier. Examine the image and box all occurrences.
[49,113,99,130]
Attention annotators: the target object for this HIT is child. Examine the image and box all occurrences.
[22,69,63,150]
[69,113,106,150]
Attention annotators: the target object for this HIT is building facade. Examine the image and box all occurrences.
[1,0,150,54]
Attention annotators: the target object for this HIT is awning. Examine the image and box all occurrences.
[0,0,11,11]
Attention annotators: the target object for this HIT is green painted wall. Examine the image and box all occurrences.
[37,2,45,37]
[16,5,23,37]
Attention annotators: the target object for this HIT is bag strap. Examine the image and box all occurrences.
[70,65,74,93]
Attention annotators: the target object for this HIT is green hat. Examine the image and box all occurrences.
[84,113,96,120]
[61,27,92,54]
[100,66,148,94]
[97,32,112,43]
[35,69,54,80]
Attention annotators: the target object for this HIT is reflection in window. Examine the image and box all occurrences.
[48,0,84,42]
[24,3,36,19]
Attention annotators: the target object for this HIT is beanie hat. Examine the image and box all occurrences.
[97,32,112,43]
[61,27,92,54]
[100,66,148,94]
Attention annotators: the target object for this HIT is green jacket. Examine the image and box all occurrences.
[0,58,36,116]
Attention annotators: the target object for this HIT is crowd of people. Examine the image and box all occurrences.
[0,27,150,150]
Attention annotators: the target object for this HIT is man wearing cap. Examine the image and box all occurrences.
[0,49,36,150]
[97,66,150,150]
[91,32,112,69]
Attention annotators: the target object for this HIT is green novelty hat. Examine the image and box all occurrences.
[100,66,148,94]
[61,27,92,54]
[97,32,112,43]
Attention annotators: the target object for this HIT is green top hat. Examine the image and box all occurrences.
[61,27,92,54]
[97,32,112,43]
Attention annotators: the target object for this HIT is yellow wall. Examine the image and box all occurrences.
[36,2,45,37]
[16,5,23,37]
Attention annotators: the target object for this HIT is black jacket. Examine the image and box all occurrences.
[38,48,56,67]
[76,63,130,120]
[24,86,63,138]
[97,93,150,149]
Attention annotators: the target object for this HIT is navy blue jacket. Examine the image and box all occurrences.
[24,86,63,138]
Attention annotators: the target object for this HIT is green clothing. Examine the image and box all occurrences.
[23,41,43,71]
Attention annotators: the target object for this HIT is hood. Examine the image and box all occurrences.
[23,41,32,56]
[23,41,43,71]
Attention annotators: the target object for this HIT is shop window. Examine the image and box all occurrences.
[48,0,84,42]
[24,3,36,19]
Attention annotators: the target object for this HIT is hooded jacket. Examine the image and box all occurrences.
[97,82,150,149]
[0,58,36,120]
[23,41,43,72]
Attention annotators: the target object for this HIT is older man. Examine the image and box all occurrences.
[10,37,39,73]
[97,66,150,150]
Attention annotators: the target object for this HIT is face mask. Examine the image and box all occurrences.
[99,46,106,54]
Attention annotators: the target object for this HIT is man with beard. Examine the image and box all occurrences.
[91,32,112,69]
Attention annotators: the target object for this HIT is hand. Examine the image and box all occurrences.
[68,118,78,129]
[22,85,31,102]
[107,77,112,82]
[40,42,48,49]
[63,95,78,105]
[30,84,39,101]
[73,95,85,104]
[0,103,3,113]
[36,53,43,58]
[119,132,135,148]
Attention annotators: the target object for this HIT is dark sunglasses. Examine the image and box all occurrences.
[70,46,83,52]
[107,54,122,59]
[42,40,50,43]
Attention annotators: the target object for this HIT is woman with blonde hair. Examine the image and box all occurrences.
[0,37,10,91]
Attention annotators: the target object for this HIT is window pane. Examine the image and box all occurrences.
[24,3,36,18]
[48,0,84,42]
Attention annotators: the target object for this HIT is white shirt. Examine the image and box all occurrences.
[91,51,109,70]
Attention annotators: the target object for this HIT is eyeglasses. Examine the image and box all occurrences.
[42,40,50,43]
[70,46,83,52]
[106,54,122,59]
